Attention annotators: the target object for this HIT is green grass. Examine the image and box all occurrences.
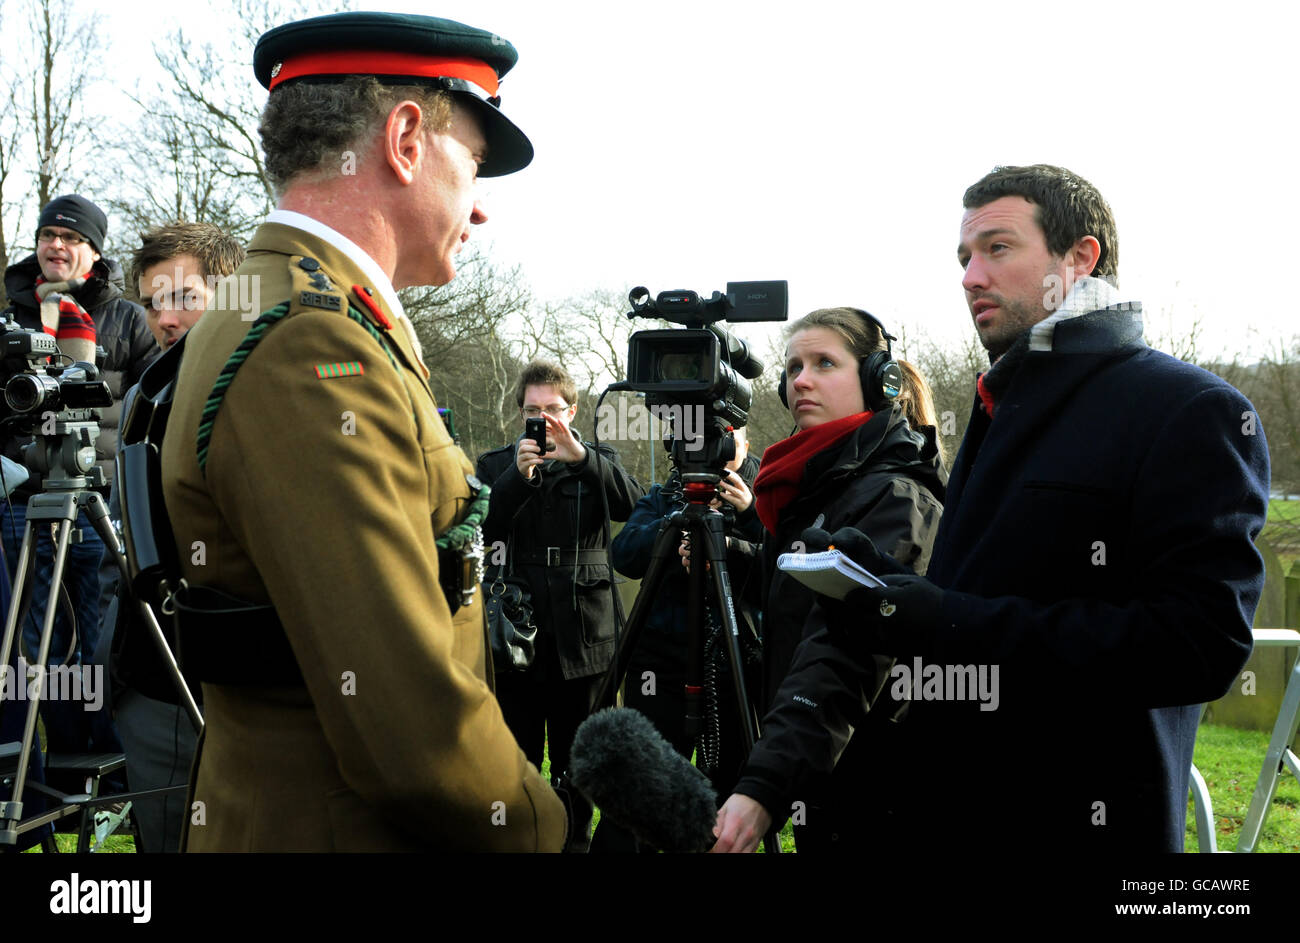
[1267,498,1300,526]
[1262,498,1300,570]
[1186,722,1300,852]
[20,826,136,853]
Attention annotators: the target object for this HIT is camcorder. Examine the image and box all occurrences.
[0,316,112,488]
[624,281,786,478]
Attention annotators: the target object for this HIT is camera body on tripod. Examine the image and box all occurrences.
[624,281,786,473]
[0,317,112,488]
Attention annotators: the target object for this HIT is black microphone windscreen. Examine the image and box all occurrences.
[569,707,718,853]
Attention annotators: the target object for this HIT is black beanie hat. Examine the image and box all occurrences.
[37,194,108,254]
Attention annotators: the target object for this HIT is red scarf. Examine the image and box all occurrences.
[753,411,874,535]
[976,372,996,418]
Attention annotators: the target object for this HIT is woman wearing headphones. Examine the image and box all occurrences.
[715,306,946,852]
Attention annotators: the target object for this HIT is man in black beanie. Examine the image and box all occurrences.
[0,192,156,760]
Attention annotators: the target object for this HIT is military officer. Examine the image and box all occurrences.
[158,12,566,851]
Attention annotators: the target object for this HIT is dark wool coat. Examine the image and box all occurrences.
[909,305,1269,852]
[478,438,644,680]
[746,304,1269,853]
[2,254,158,496]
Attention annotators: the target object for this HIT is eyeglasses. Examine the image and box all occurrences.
[37,228,88,246]
[522,404,570,418]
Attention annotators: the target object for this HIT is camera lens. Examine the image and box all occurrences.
[4,373,58,413]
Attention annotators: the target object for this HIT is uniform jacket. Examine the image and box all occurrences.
[160,222,566,852]
[730,407,946,846]
[477,437,643,680]
[2,254,157,497]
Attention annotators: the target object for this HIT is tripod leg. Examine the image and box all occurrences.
[0,516,74,846]
[698,513,782,854]
[591,517,695,711]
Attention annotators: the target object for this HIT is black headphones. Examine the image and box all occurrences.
[778,308,904,413]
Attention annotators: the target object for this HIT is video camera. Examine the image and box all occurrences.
[0,316,112,488]
[624,281,786,475]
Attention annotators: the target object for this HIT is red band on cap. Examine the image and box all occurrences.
[270,51,498,95]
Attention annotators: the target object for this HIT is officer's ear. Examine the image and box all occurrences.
[383,100,426,186]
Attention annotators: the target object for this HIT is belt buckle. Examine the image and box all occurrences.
[546,546,561,567]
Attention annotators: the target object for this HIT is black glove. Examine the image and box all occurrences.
[818,572,945,657]
[800,526,913,577]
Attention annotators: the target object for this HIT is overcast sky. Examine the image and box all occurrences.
[86,0,1300,362]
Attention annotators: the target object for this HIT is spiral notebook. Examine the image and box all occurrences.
[776,549,886,599]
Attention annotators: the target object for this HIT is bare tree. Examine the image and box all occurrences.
[28,0,101,208]
[109,0,334,241]
[410,247,541,458]
[107,105,267,243]
[906,327,986,457]
[0,66,25,309]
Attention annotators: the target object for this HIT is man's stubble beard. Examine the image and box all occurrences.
[978,295,1047,362]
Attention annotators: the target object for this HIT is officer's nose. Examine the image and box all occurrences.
[470,197,488,226]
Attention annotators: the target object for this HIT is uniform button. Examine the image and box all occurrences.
[466,473,482,491]
[298,257,320,271]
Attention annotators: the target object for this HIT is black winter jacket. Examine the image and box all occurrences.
[2,254,158,497]
[745,407,946,708]
[731,406,946,849]
[477,437,644,680]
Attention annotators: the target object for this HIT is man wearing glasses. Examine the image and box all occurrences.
[0,193,156,758]
[477,360,644,851]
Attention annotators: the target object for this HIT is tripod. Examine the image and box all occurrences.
[0,412,202,851]
[591,470,782,853]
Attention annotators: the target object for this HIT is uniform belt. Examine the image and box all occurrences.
[172,583,304,687]
[515,547,609,567]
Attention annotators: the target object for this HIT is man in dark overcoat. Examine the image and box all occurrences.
[713,164,1269,853]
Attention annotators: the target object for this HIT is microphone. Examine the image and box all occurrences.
[568,707,719,853]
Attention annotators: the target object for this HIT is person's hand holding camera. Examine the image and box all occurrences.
[544,412,586,465]
[515,436,545,480]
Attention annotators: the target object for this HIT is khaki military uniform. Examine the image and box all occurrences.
[161,222,566,851]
